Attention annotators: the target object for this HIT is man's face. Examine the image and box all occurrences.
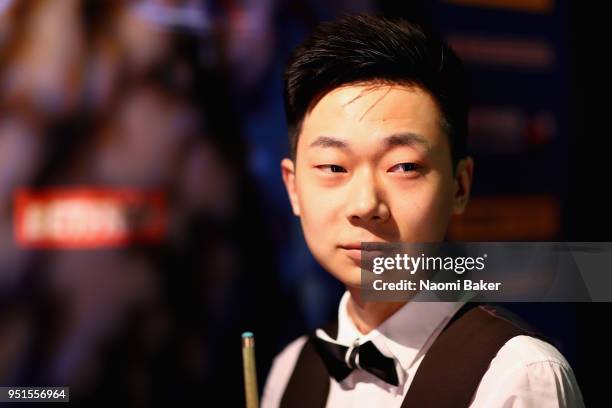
[282,83,472,288]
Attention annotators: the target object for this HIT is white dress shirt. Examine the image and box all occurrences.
[262,291,585,408]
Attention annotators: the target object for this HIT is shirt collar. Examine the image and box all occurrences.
[334,290,466,373]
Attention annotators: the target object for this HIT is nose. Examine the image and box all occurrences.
[344,168,390,224]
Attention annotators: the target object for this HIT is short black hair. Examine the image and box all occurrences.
[283,13,469,169]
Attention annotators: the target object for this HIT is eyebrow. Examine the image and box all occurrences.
[384,133,431,151]
[309,133,431,152]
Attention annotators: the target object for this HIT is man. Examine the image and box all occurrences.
[263,13,584,407]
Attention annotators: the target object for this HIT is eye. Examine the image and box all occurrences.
[389,163,420,173]
[316,164,347,173]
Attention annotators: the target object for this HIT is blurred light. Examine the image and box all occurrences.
[0,0,13,14]
[448,195,560,240]
[446,0,554,14]
[469,106,556,153]
[447,35,555,71]
[131,1,211,33]
[13,187,166,248]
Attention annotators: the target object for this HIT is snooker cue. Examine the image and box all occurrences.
[242,331,259,408]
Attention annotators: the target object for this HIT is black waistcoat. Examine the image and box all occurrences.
[280,303,548,408]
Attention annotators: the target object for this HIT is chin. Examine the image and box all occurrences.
[333,268,362,289]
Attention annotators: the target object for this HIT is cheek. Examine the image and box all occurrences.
[392,180,454,240]
[296,176,342,223]
[298,199,340,277]
[295,178,340,250]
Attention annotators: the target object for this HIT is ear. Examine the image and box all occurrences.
[452,157,474,215]
[281,158,300,216]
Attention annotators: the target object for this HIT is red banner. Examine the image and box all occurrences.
[14,188,167,248]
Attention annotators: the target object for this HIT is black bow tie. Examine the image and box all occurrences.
[310,334,400,386]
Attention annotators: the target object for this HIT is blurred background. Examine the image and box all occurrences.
[0,0,606,406]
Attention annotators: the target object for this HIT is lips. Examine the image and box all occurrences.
[339,247,362,262]
[338,242,386,262]
[339,243,363,250]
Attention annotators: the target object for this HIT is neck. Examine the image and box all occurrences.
[346,287,407,334]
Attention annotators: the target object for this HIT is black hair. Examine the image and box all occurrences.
[283,13,469,169]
